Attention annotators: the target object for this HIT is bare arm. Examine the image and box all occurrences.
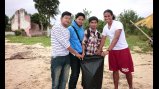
[82,44,85,55]
[99,35,106,51]
[67,46,82,59]
[96,35,106,55]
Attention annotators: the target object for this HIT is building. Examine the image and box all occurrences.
[11,8,43,37]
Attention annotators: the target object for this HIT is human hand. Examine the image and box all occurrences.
[101,51,109,57]
[81,53,85,60]
[76,53,83,60]
[95,49,102,55]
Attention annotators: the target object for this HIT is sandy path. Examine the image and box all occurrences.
[5,40,153,89]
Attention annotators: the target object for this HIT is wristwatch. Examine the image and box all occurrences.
[72,53,76,56]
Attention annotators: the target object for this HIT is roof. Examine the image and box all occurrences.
[135,14,153,29]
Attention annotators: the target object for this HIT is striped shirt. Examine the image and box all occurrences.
[51,23,70,56]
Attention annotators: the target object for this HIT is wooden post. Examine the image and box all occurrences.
[130,20,153,42]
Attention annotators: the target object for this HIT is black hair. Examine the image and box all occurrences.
[61,11,72,18]
[75,12,85,19]
[103,9,115,20]
[88,16,98,23]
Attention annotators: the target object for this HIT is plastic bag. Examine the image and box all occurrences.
[80,55,104,89]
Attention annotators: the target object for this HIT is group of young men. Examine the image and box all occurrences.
[51,9,134,89]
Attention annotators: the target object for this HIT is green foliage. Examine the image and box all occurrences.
[33,0,60,24]
[83,20,89,30]
[14,30,22,36]
[137,26,152,41]
[125,35,152,52]
[97,20,106,33]
[83,8,92,19]
[14,29,26,36]
[31,13,41,25]
[5,34,152,52]
[82,8,91,30]
[118,9,144,35]
[5,14,11,31]
[31,13,49,30]
[5,14,9,26]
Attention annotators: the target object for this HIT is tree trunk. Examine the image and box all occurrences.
[47,15,51,37]
[40,20,43,31]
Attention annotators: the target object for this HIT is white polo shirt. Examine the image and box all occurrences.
[102,20,128,50]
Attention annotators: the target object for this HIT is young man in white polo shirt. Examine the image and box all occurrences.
[51,11,82,89]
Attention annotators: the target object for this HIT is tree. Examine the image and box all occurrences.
[83,8,92,19]
[5,14,11,31]
[97,20,106,33]
[5,14,9,26]
[33,0,60,26]
[31,13,40,25]
[118,9,144,34]
[31,13,49,30]
[83,8,92,30]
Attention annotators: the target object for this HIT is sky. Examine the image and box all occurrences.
[5,0,153,24]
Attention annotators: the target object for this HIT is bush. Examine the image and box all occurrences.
[137,26,152,41]
[21,29,27,36]
[14,30,21,36]
[14,29,27,36]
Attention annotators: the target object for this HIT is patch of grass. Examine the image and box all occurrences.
[5,35,153,52]
[126,35,152,52]
[5,35,51,47]
[103,35,152,52]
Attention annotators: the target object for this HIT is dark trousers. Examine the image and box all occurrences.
[51,55,70,89]
[68,53,81,89]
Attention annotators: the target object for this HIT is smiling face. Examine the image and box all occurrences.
[61,15,71,27]
[103,12,113,24]
[75,16,85,26]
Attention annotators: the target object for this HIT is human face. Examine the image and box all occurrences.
[104,12,113,24]
[61,15,71,27]
[75,16,85,26]
[89,20,98,30]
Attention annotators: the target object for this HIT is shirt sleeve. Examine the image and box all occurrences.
[52,26,70,49]
[102,26,107,36]
[82,30,88,45]
[115,21,123,31]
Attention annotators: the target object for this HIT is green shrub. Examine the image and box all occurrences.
[14,29,27,36]
[14,30,22,36]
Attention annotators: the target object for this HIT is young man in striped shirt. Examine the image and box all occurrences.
[51,11,82,89]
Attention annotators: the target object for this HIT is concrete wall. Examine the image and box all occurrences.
[11,9,31,36]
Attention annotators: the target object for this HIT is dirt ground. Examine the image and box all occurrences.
[5,39,153,89]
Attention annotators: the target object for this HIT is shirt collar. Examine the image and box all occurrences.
[89,28,98,35]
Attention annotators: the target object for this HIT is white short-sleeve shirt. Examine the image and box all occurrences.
[102,20,128,50]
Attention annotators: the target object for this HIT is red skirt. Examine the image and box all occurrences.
[108,48,134,74]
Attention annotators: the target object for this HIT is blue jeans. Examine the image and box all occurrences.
[51,55,70,89]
